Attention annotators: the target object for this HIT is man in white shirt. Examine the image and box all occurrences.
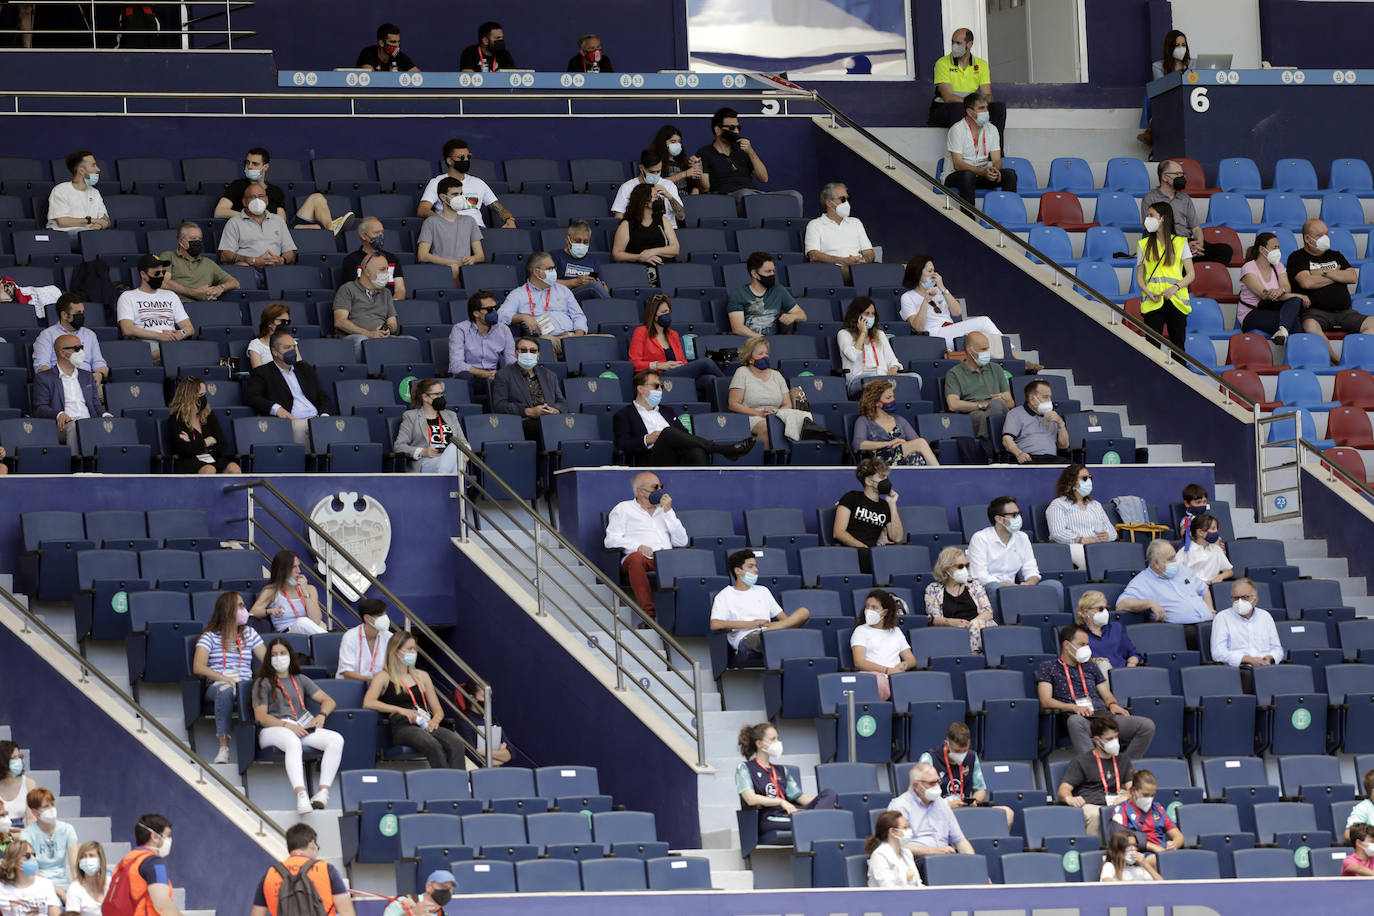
[942,93,1017,213]
[336,598,393,682]
[1209,577,1283,671]
[967,496,1063,605]
[603,472,689,621]
[611,149,685,229]
[417,138,516,228]
[803,182,874,283]
[46,149,110,233]
[33,293,108,385]
[116,255,196,359]
[710,549,810,667]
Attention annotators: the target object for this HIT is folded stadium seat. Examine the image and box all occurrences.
[1232,847,1300,879]
[979,191,1035,232]
[1103,157,1152,193]
[311,157,379,196]
[447,860,515,895]
[1327,663,1374,752]
[465,414,537,500]
[682,195,748,231]
[1226,332,1288,375]
[1252,665,1328,755]
[232,416,305,473]
[1021,805,1094,856]
[596,262,654,298]
[655,263,724,300]
[1269,157,1320,197]
[356,193,412,222]
[307,416,380,473]
[848,262,906,298]
[502,155,561,185]
[73,417,151,474]
[1217,157,1266,199]
[1329,157,1374,199]
[13,230,79,267]
[1185,296,1235,341]
[785,262,853,299]
[1090,192,1143,231]
[0,417,70,474]
[567,157,625,190]
[1035,192,1098,232]
[1274,369,1340,412]
[1025,226,1081,268]
[673,227,731,259]
[1204,192,1261,233]
[1278,334,1339,379]
[1220,369,1279,411]
[1200,226,1245,267]
[1073,260,1127,303]
[742,193,803,227]
[84,509,149,550]
[1046,157,1101,200]
[1343,335,1374,373]
[374,157,432,194]
[1254,802,1329,865]
[1324,406,1374,448]
[551,193,611,228]
[999,851,1067,885]
[964,668,1040,760]
[759,630,834,720]
[814,673,890,763]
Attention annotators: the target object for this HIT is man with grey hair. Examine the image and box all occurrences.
[567,33,613,72]
[1210,576,1283,674]
[887,763,974,857]
[552,219,609,301]
[803,182,874,283]
[332,252,401,360]
[604,471,688,619]
[342,216,407,300]
[160,221,239,302]
[1118,539,1215,628]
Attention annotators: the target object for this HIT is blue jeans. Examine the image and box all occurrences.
[419,442,461,474]
[205,681,236,737]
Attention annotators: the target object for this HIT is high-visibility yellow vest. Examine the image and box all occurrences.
[1137,234,1191,315]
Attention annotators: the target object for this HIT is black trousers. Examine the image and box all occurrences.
[944,167,1018,207]
[648,426,712,466]
[1143,299,1189,348]
[1194,240,1234,266]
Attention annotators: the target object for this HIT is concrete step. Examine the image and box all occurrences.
[1295,556,1348,580]
[678,845,745,873]
[711,868,755,891]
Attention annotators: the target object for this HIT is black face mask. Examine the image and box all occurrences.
[721,128,740,145]
[1170,175,1187,191]
[430,396,447,412]
[451,157,470,173]
[67,312,86,331]
[146,275,165,290]
[186,239,203,258]
[756,274,776,290]
[489,38,505,52]
[876,479,892,496]
[430,888,453,907]
[197,396,208,409]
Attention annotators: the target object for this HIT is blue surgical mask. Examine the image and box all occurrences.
[667,142,683,157]
[752,357,770,371]
[244,168,262,182]
[282,349,298,366]
[974,350,992,366]
[862,316,875,329]
[569,242,589,259]
[20,859,37,877]
[1005,515,1023,533]
[1076,479,1093,497]
[1164,561,1180,578]
[7,759,21,777]
[85,172,100,187]
[643,171,661,185]
[542,268,559,286]
[741,571,758,587]
[517,352,538,370]
[401,651,418,667]
[646,389,663,407]
[921,277,937,289]
[975,111,990,126]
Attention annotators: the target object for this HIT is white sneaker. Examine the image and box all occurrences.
[1273,327,1289,345]
[296,791,313,815]
[311,787,330,810]
[329,212,355,237]
[212,746,230,765]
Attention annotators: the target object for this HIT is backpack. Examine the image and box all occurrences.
[102,849,155,916]
[271,858,328,916]
[69,257,120,309]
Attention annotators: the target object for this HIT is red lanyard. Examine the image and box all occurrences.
[1094,751,1122,795]
[526,284,551,315]
[403,680,431,715]
[943,744,966,796]
[758,758,784,799]
[222,632,242,672]
[867,338,879,368]
[964,118,987,159]
[282,586,307,619]
[1061,660,1091,701]
[478,47,496,71]
[278,675,306,718]
[359,627,383,674]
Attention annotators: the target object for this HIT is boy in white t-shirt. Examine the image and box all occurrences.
[116,255,196,358]
[710,548,810,667]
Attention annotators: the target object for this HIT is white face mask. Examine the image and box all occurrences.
[947,748,967,765]
[1143,216,1162,234]
[1036,399,1053,416]
[1074,644,1092,664]
[1098,737,1121,757]
[1233,599,1254,617]
[67,349,87,370]
[370,614,391,632]
[951,567,971,584]
[78,857,100,876]
[271,655,291,673]
[834,201,851,219]
[1312,234,1331,252]
[922,785,943,802]
[38,807,56,824]
[1092,610,1110,627]
[447,195,467,212]
[951,43,966,58]
[864,608,883,627]
[1135,794,1154,811]
[763,740,782,758]
[1365,842,1374,857]
[892,827,910,841]
[1264,247,1282,265]
[1125,849,1139,865]
[247,198,267,216]
[1172,46,1187,61]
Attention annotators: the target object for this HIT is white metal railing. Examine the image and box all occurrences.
[1255,406,1303,522]
[0,0,253,48]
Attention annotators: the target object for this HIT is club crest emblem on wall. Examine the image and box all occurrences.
[308,491,392,602]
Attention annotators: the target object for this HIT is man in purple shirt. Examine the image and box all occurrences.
[448,289,515,381]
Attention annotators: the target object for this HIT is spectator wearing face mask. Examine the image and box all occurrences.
[1136,200,1194,347]
[383,871,454,916]
[604,472,688,620]
[1075,590,1139,672]
[1100,828,1159,882]
[343,217,407,300]
[1056,714,1135,837]
[924,547,996,653]
[727,335,806,450]
[252,639,346,815]
[216,148,352,237]
[252,823,354,916]
[1343,824,1374,876]
[1177,483,1212,538]
[46,150,109,234]
[1289,218,1374,357]
[418,178,486,288]
[32,333,110,451]
[1046,464,1116,568]
[612,183,680,275]
[650,124,703,194]
[850,589,916,701]
[836,297,919,396]
[160,222,238,303]
[250,550,329,636]
[1346,775,1374,843]
[734,723,837,844]
[1117,539,1214,626]
[418,138,515,227]
[460,21,514,72]
[613,149,685,229]
[17,790,75,903]
[364,633,467,769]
[695,107,805,215]
[929,28,1005,137]
[805,183,874,281]
[492,337,568,440]
[0,742,37,833]
[727,252,805,337]
[217,183,299,270]
[917,721,1015,829]
[116,255,196,353]
[710,550,809,668]
[1110,770,1184,854]
[448,290,514,383]
[832,458,905,573]
[567,33,613,72]
[1038,629,1155,765]
[110,816,178,916]
[395,379,467,475]
[337,598,394,683]
[943,331,1012,442]
[1137,30,1191,148]
[167,376,240,476]
[943,92,1016,210]
[62,841,108,916]
[0,839,60,916]
[495,253,589,358]
[1140,160,1231,265]
[1003,380,1069,465]
[33,294,106,383]
[612,370,754,466]
[967,496,1060,605]
[887,763,974,857]
[628,295,724,399]
[333,252,402,361]
[192,591,266,765]
[865,812,921,888]
[245,331,334,441]
[357,23,418,72]
[552,220,609,301]
[851,379,937,467]
[1237,232,1305,344]
[1176,512,1232,585]
[1209,576,1282,674]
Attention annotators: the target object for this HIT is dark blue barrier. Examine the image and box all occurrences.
[556,465,1215,562]
[1300,464,1374,594]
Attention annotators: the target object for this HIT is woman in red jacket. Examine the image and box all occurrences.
[628,293,723,399]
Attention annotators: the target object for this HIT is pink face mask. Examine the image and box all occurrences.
[235,606,249,626]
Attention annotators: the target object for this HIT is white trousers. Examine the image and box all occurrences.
[258,725,344,789]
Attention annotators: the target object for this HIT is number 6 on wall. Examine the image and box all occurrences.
[1190,87,1210,113]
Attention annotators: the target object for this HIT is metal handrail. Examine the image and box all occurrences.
[807,90,1260,413]
[447,436,707,768]
[1298,436,1374,500]
[223,479,494,766]
[0,0,253,47]
[0,582,285,840]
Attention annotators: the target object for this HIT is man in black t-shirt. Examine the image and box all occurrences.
[460,20,515,72]
[695,107,805,216]
[341,217,407,300]
[1288,219,1374,348]
[214,147,354,237]
[1056,713,1134,837]
[566,33,614,73]
[356,23,419,72]
[831,458,904,573]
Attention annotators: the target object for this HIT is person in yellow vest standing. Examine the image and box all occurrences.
[251,824,354,916]
[929,28,1007,141]
[1135,201,1195,347]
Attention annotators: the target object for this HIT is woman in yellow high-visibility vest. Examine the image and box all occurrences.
[1135,200,1195,346]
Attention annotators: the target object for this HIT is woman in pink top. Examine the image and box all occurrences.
[1237,231,1309,344]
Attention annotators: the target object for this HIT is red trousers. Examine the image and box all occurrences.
[621,551,657,615]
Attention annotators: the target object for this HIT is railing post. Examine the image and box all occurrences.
[483,686,494,768]
[324,557,334,624]
[90,1,96,47]
[245,485,255,550]
[533,526,546,618]
[845,690,857,761]
[612,601,626,692]
[691,660,705,768]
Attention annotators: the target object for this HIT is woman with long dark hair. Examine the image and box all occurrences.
[1135,200,1195,346]
[251,638,344,814]
[250,550,327,635]
[1139,31,1190,146]
[1238,231,1308,343]
[1100,829,1160,882]
[191,591,266,764]
[626,293,722,398]
[865,810,920,887]
[650,124,702,193]
[850,589,917,701]
[612,182,679,270]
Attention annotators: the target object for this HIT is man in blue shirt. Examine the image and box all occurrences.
[448,290,515,381]
[1117,540,1215,626]
[496,252,588,358]
[551,220,609,302]
[887,763,974,857]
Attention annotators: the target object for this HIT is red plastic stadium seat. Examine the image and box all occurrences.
[1333,369,1374,408]
[1124,297,1147,337]
[1321,446,1369,487]
[1035,192,1099,232]
[1226,333,1290,376]
[1179,157,1219,198]
[1221,369,1281,411]
[1327,406,1374,449]
[1202,226,1245,267]
[1192,261,1238,304]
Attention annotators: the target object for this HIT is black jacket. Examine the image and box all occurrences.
[612,402,693,458]
[245,360,333,417]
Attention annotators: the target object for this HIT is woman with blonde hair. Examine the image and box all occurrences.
[61,841,108,916]
[1075,590,1139,675]
[0,839,60,916]
[727,335,812,447]
[924,546,996,652]
[364,632,465,769]
[166,376,240,475]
